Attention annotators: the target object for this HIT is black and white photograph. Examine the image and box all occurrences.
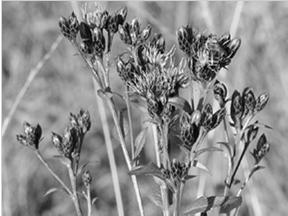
[2,1,288,216]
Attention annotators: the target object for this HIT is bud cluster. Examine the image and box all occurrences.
[16,122,42,150]
[230,88,269,129]
[82,170,92,187]
[59,12,79,41]
[119,19,152,46]
[51,110,91,159]
[177,26,241,84]
[179,104,226,151]
[59,7,127,58]
[117,34,188,122]
[161,159,191,187]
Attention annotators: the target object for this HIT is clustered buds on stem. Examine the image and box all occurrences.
[51,110,91,159]
[177,26,241,84]
[230,88,269,130]
[82,170,92,188]
[16,122,42,150]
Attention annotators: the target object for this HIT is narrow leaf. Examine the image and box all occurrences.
[128,163,165,180]
[248,165,265,180]
[43,188,60,197]
[192,160,209,173]
[133,128,148,160]
[92,197,98,205]
[219,196,242,213]
[194,147,223,158]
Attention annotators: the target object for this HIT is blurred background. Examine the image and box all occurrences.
[2,2,288,216]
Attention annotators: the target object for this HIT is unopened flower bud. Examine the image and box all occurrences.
[141,25,152,41]
[82,170,92,187]
[255,92,269,112]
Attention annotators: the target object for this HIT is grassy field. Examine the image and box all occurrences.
[2,2,288,216]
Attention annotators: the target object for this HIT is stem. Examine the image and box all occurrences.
[106,97,145,216]
[67,161,83,216]
[173,183,183,216]
[93,78,125,216]
[160,123,170,216]
[87,185,92,216]
[228,140,248,188]
[2,35,63,137]
[35,150,72,196]
[125,85,135,160]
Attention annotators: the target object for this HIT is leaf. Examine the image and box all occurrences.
[219,196,242,213]
[184,175,198,181]
[168,97,193,114]
[77,162,89,176]
[148,187,163,208]
[248,165,265,180]
[92,197,98,205]
[184,196,226,215]
[194,147,223,158]
[43,188,61,197]
[184,196,242,215]
[133,128,148,160]
[217,142,232,157]
[192,160,209,173]
[128,163,165,180]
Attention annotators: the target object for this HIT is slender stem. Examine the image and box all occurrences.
[93,78,125,216]
[87,185,92,216]
[67,161,83,216]
[173,183,183,216]
[228,141,248,188]
[35,150,72,196]
[125,85,135,160]
[2,35,63,137]
[106,97,145,216]
[160,123,170,216]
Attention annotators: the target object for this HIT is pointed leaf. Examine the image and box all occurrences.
[194,147,223,158]
[219,196,242,213]
[92,197,98,205]
[133,128,148,160]
[184,196,242,215]
[248,165,265,180]
[77,162,89,176]
[192,160,209,172]
[184,196,226,215]
[128,163,165,180]
[43,188,61,197]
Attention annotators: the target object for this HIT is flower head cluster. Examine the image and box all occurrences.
[52,110,91,159]
[230,88,269,129]
[16,122,42,150]
[177,26,241,84]
[119,18,152,47]
[117,34,189,122]
[59,7,127,58]
[160,159,191,188]
[180,104,225,151]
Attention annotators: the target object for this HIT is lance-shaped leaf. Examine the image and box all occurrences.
[184,196,242,215]
[128,163,165,180]
[248,165,265,180]
[194,147,223,158]
[43,187,68,197]
[191,160,209,173]
[133,127,148,160]
[219,196,242,213]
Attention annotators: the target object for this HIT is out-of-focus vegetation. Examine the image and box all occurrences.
[2,2,288,216]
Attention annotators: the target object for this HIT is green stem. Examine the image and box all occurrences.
[87,185,92,216]
[173,183,183,216]
[106,97,145,216]
[125,85,135,160]
[93,79,125,216]
[67,161,83,216]
[35,150,72,196]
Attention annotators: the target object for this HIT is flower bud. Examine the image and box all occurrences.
[141,25,152,41]
[230,90,244,128]
[62,127,78,158]
[242,87,256,118]
[16,122,42,150]
[117,7,127,25]
[243,125,259,144]
[228,38,241,58]
[51,132,64,154]
[252,134,270,164]
[255,92,269,112]
[82,170,92,187]
[79,22,93,44]
[78,109,91,134]
[213,80,228,106]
